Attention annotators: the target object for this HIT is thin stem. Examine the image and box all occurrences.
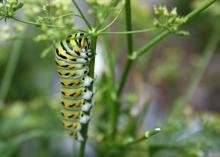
[98,27,157,35]
[111,0,134,140]
[11,16,87,33]
[78,35,97,157]
[117,59,133,96]
[72,0,92,29]
[117,0,134,96]
[134,0,217,58]
[117,0,217,98]
[98,7,123,32]
[0,32,24,108]
[134,30,169,58]
[53,12,82,19]
[11,16,64,28]
[125,0,133,56]
[184,0,217,21]
[118,128,161,148]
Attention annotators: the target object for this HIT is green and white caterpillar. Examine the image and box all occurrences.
[55,32,95,141]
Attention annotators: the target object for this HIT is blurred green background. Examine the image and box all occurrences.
[0,0,220,157]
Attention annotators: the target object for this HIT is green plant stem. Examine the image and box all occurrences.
[11,16,87,32]
[117,0,217,96]
[115,128,161,149]
[97,7,123,32]
[98,27,157,35]
[11,16,62,28]
[54,12,82,19]
[134,0,217,58]
[117,0,134,96]
[78,35,97,157]
[125,0,133,56]
[55,12,82,19]
[111,0,134,140]
[72,0,92,29]
[0,34,24,108]
[112,0,217,143]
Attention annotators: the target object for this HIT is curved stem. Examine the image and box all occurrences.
[11,16,88,33]
[98,7,123,32]
[111,0,134,140]
[53,12,82,19]
[78,35,97,157]
[72,0,92,29]
[134,0,217,58]
[11,16,64,28]
[117,0,217,99]
[98,27,157,35]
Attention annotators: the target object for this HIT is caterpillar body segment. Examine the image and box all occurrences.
[60,76,93,89]
[67,33,91,51]
[68,131,84,142]
[61,109,90,124]
[55,58,87,70]
[61,40,92,58]
[55,32,95,142]
[61,87,93,100]
[61,98,93,112]
[57,68,89,78]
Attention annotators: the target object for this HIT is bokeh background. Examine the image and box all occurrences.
[0,0,220,157]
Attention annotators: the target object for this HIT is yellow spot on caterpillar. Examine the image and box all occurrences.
[63,81,69,86]
[72,123,78,129]
[58,51,63,55]
[81,37,85,47]
[75,102,81,107]
[74,114,80,119]
[67,56,75,60]
[70,39,76,46]
[73,48,79,53]
[73,81,80,85]
[65,91,71,96]
[64,103,68,107]
[69,65,75,69]
[74,91,81,96]
[69,72,75,76]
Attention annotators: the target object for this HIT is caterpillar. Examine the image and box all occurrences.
[55,32,95,142]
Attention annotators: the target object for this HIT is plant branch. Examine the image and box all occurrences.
[98,7,123,32]
[54,12,82,19]
[111,0,134,140]
[11,16,64,28]
[122,128,161,147]
[117,0,217,98]
[11,16,87,33]
[98,27,157,35]
[72,0,92,29]
[134,0,217,58]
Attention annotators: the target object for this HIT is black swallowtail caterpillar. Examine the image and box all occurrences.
[55,32,95,141]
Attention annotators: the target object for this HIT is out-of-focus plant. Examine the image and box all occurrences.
[0,0,218,157]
